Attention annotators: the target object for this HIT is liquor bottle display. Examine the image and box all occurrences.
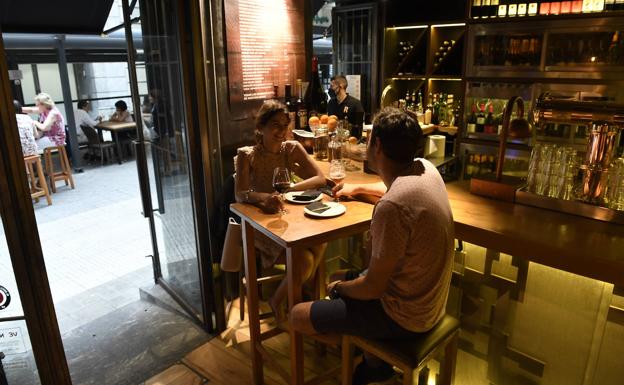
[547,31,623,65]
[475,0,615,16]
[304,56,327,118]
[475,35,542,66]
[284,84,295,136]
[296,79,307,131]
[472,0,482,18]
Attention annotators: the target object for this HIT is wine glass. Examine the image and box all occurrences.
[329,160,346,202]
[272,167,291,214]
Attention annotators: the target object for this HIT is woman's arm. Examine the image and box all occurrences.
[289,142,327,191]
[234,149,282,213]
[34,111,58,132]
[21,106,39,114]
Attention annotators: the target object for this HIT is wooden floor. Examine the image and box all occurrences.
[144,298,347,385]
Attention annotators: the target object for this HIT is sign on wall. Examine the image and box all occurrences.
[224,0,306,108]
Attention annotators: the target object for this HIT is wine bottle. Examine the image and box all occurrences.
[582,0,594,12]
[272,84,279,100]
[508,1,519,16]
[417,90,423,114]
[540,1,552,14]
[518,2,528,15]
[284,84,295,137]
[572,0,584,11]
[482,0,491,18]
[528,1,539,14]
[615,0,624,10]
[491,0,500,16]
[296,79,307,131]
[550,0,562,13]
[304,56,327,118]
[467,104,477,133]
[476,103,486,133]
[560,1,572,12]
[472,0,482,18]
[499,0,509,16]
[593,0,605,11]
[606,0,615,10]
[484,103,495,134]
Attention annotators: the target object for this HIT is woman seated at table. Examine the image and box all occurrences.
[109,100,134,123]
[22,93,66,150]
[235,100,327,321]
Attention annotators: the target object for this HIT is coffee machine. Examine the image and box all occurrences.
[518,92,624,223]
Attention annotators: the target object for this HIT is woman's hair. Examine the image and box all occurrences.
[254,100,289,144]
[34,93,55,109]
[13,100,23,114]
[115,100,128,111]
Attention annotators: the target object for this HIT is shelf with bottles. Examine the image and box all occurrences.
[462,81,534,143]
[384,25,428,78]
[429,24,466,76]
[545,30,624,70]
[473,33,542,68]
[462,150,530,180]
[469,1,624,22]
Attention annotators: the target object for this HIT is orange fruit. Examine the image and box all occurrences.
[320,114,329,124]
[308,116,320,126]
[327,118,338,131]
[348,136,358,145]
[329,115,338,121]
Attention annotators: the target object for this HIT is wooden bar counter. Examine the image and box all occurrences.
[319,160,624,287]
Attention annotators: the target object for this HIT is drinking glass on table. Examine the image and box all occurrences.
[329,160,346,201]
[272,166,291,214]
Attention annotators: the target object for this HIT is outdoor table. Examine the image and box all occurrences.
[94,121,136,164]
[230,161,377,385]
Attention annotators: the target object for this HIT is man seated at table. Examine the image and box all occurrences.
[14,100,39,157]
[74,99,102,144]
[291,107,455,385]
[109,100,134,123]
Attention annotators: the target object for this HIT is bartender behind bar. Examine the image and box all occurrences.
[328,75,365,138]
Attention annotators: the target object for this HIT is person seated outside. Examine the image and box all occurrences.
[13,100,39,157]
[109,100,134,123]
[291,108,455,385]
[74,99,102,144]
[21,93,66,150]
[235,100,328,322]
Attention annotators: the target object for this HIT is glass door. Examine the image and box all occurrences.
[124,0,216,328]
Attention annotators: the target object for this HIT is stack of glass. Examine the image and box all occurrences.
[527,144,579,200]
[607,158,624,211]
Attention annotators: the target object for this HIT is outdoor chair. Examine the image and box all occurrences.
[82,124,116,166]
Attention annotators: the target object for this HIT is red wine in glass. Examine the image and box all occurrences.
[273,182,291,194]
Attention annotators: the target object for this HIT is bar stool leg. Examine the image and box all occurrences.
[25,160,39,202]
[60,147,75,189]
[44,149,56,193]
[439,332,458,385]
[36,157,52,206]
[341,335,354,385]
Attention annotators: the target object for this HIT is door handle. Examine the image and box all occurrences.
[134,140,154,218]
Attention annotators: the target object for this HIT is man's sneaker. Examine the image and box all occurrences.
[352,359,396,385]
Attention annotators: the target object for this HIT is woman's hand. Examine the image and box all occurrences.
[260,193,283,214]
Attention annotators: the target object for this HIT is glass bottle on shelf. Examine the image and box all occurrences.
[296,79,307,131]
[528,1,539,14]
[560,1,572,12]
[284,84,295,138]
[472,0,482,18]
[484,102,496,134]
[518,1,528,15]
[467,103,477,133]
[540,1,551,14]
[582,0,594,12]
[508,1,518,16]
[304,56,327,117]
[498,0,509,16]
[476,102,486,133]
[571,0,583,11]
[482,0,491,18]
[416,90,423,114]
[551,1,562,14]
[616,0,624,10]
[593,0,605,11]
[606,0,616,10]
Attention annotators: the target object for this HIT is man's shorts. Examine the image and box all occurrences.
[310,297,422,339]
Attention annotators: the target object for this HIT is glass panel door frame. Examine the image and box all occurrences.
[121,0,224,332]
[0,29,72,385]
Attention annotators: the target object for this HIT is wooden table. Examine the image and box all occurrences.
[94,121,136,164]
[230,186,374,385]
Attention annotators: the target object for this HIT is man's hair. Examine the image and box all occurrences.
[330,75,348,89]
[371,107,424,164]
[13,100,23,114]
[77,100,90,109]
[115,100,128,111]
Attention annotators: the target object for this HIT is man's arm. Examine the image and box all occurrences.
[333,181,387,199]
[331,248,398,300]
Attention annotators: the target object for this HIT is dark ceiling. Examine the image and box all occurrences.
[0,0,115,35]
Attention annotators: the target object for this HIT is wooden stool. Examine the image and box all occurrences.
[24,155,52,205]
[342,314,460,385]
[43,146,75,193]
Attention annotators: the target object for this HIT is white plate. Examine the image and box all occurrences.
[284,191,323,204]
[303,201,346,218]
